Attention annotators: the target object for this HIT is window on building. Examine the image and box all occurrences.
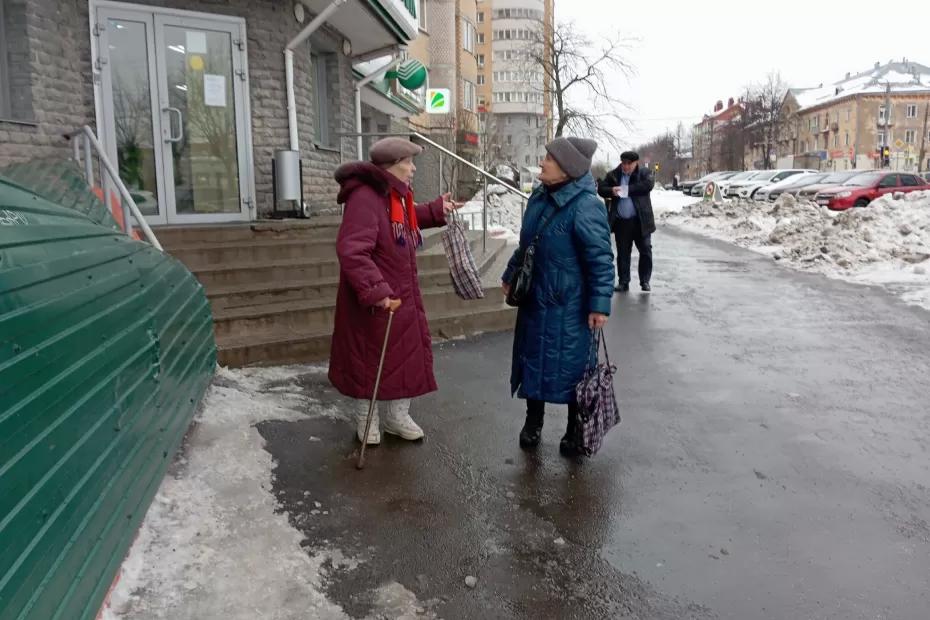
[525,155,531,165]
[311,53,336,148]
[462,19,476,54]
[477,11,484,23]
[462,80,476,112]
[477,32,484,44]
[477,75,485,86]
[0,0,34,121]
[877,131,885,147]
[524,135,530,145]
[845,132,850,146]
[507,135,512,145]
[905,129,916,144]
[417,0,428,30]
[833,135,839,148]
[477,54,484,68]
[879,105,887,123]
[907,104,918,118]
[846,108,851,121]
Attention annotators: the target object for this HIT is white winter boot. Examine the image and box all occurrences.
[355,400,381,445]
[382,399,424,440]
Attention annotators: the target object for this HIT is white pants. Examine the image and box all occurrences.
[353,398,411,420]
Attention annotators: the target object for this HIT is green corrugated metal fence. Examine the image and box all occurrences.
[0,172,216,620]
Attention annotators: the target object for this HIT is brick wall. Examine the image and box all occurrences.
[0,0,358,216]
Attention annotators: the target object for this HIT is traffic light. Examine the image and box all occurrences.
[654,163,660,172]
[881,146,891,167]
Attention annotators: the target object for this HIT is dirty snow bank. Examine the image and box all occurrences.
[459,183,527,241]
[660,191,930,311]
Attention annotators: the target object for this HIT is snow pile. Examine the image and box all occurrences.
[458,183,527,240]
[660,190,930,311]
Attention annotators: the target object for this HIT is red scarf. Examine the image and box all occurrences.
[389,187,423,248]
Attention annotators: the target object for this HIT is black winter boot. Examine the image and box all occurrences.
[519,400,545,449]
[560,404,580,457]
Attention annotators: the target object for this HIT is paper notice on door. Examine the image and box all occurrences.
[186,31,207,54]
[204,74,226,107]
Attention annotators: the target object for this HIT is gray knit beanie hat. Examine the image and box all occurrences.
[545,137,598,179]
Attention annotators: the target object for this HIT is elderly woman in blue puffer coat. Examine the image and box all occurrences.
[502,137,616,457]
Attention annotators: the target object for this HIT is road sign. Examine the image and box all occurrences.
[426,88,450,114]
[894,138,905,149]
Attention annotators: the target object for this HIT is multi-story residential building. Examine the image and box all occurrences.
[474,0,553,170]
[691,98,746,175]
[762,60,930,172]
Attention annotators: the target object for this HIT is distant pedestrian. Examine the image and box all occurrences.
[598,151,656,292]
[502,137,615,457]
[673,172,680,190]
[330,137,462,446]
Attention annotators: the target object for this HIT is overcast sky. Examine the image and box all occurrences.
[559,0,930,164]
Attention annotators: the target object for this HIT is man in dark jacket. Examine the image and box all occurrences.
[597,151,656,292]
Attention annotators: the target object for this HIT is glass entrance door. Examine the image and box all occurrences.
[96,6,252,225]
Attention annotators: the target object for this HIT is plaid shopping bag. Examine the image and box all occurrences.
[441,212,485,300]
[573,329,621,457]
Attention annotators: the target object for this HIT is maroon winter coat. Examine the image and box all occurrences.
[328,162,447,401]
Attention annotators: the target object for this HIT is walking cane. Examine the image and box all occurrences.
[357,298,402,470]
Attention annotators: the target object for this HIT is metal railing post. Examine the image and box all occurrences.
[482,176,488,253]
[68,126,163,251]
[438,151,444,196]
[82,135,94,187]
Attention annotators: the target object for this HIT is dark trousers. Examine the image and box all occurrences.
[527,398,579,419]
[613,216,653,286]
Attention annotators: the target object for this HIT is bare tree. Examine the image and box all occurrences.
[523,20,634,152]
[745,72,789,169]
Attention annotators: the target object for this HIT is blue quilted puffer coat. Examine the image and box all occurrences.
[502,173,615,404]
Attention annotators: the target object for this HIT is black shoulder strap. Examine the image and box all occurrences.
[531,203,559,245]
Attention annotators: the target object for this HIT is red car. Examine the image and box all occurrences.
[814,172,930,210]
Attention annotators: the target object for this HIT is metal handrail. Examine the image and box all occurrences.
[337,130,529,253]
[65,126,163,251]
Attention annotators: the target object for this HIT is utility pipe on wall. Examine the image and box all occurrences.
[285,0,348,151]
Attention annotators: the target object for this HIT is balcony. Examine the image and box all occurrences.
[300,0,419,55]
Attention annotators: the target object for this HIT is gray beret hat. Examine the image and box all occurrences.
[545,137,598,179]
[369,137,423,165]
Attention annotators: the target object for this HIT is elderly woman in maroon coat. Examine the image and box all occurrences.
[329,138,460,445]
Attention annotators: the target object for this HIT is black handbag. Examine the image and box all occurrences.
[506,204,558,307]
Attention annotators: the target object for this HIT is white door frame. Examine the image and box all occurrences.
[90,0,255,225]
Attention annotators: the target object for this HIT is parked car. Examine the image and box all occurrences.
[919,172,930,184]
[716,170,760,195]
[691,171,740,196]
[680,171,734,195]
[728,169,817,199]
[755,172,823,201]
[763,173,831,201]
[813,172,930,210]
[795,171,869,201]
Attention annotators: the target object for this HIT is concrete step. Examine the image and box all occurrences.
[216,304,516,367]
[155,217,343,247]
[206,237,509,311]
[211,285,511,339]
[188,233,487,290]
[165,227,449,271]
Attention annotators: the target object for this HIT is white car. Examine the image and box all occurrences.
[754,172,823,201]
[716,170,761,195]
[728,169,818,199]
